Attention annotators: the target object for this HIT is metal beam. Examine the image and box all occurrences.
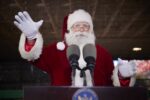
[101,0,125,37]
[41,0,58,39]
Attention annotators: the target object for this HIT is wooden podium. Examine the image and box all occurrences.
[23,86,147,100]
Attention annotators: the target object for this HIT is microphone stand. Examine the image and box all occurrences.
[71,64,78,86]
[85,56,96,86]
[69,55,79,85]
[80,67,89,86]
[71,63,94,86]
[83,72,87,86]
[87,64,95,86]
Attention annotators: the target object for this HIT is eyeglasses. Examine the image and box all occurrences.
[71,22,90,32]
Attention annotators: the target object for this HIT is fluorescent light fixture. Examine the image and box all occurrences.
[132,47,142,51]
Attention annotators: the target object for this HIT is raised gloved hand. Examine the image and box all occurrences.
[14,11,43,40]
[117,58,136,78]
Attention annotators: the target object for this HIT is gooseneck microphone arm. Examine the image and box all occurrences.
[67,44,96,86]
[68,54,79,76]
[85,56,96,73]
[83,44,97,86]
[67,45,80,79]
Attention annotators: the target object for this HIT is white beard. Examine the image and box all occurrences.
[65,31,95,47]
[65,31,96,87]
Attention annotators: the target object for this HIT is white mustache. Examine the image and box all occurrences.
[75,34,88,38]
[65,31,95,46]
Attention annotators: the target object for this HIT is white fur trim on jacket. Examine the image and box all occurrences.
[19,33,43,61]
[112,66,136,87]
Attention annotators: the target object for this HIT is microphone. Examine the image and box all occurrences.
[83,44,97,71]
[66,45,80,69]
[83,44,96,86]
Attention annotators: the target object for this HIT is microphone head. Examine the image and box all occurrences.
[66,45,80,60]
[83,44,97,60]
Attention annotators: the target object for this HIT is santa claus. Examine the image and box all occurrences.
[14,9,136,87]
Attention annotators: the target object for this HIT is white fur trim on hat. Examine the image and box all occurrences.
[19,33,43,61]
[67,9,93,32]
[56,41,65,51]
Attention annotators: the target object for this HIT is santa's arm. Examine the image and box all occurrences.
[14,11,44,61]
[112,66,136,87]
[112,59,136,87]
[19,33,43,61]
[25,38,36,52]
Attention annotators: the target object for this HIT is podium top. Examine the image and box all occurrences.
[23,86,147,100]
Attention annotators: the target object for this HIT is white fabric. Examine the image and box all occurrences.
[112,67,136,87]
[67,9,93,33]
[14,11,43,40]
[112,65,121,86]
[65,31,95,47]
[65,28,95,86]
[73,45,93,87]
[56,41,65,51]
[118,58,136,78]
[19,33,43,61]
[112,58,136,87]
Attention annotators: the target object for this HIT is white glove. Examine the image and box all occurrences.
[14,11,43,40]
[117,58,136,78]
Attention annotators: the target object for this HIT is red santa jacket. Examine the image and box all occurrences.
[27,42,114,86]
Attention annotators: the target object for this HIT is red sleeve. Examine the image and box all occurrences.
[30,43,56,73]
[119,78,130,87]
[106,53,115,86]
[25,39,36,52]
[96,45,114,86]
[118,72,130,86]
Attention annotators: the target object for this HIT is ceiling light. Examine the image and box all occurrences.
[132,47,142,51]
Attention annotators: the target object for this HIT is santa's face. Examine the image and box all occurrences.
[71,21,90,33]
[65,21,95,47]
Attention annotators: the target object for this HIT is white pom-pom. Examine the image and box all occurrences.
[56,41,65,51]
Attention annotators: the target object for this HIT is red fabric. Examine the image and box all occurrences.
[118,71,130,86]
[62,15,68,39]
[31,43,114,86]
[119,78,130,87]
[25,39,35,52]
[24,15,130,86]
[25,15,114,86]
[25,40,131,86]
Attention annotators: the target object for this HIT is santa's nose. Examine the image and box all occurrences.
[79,27,84,32]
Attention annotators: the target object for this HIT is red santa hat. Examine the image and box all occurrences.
[57,9,93,51]
[56,15,68,51]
